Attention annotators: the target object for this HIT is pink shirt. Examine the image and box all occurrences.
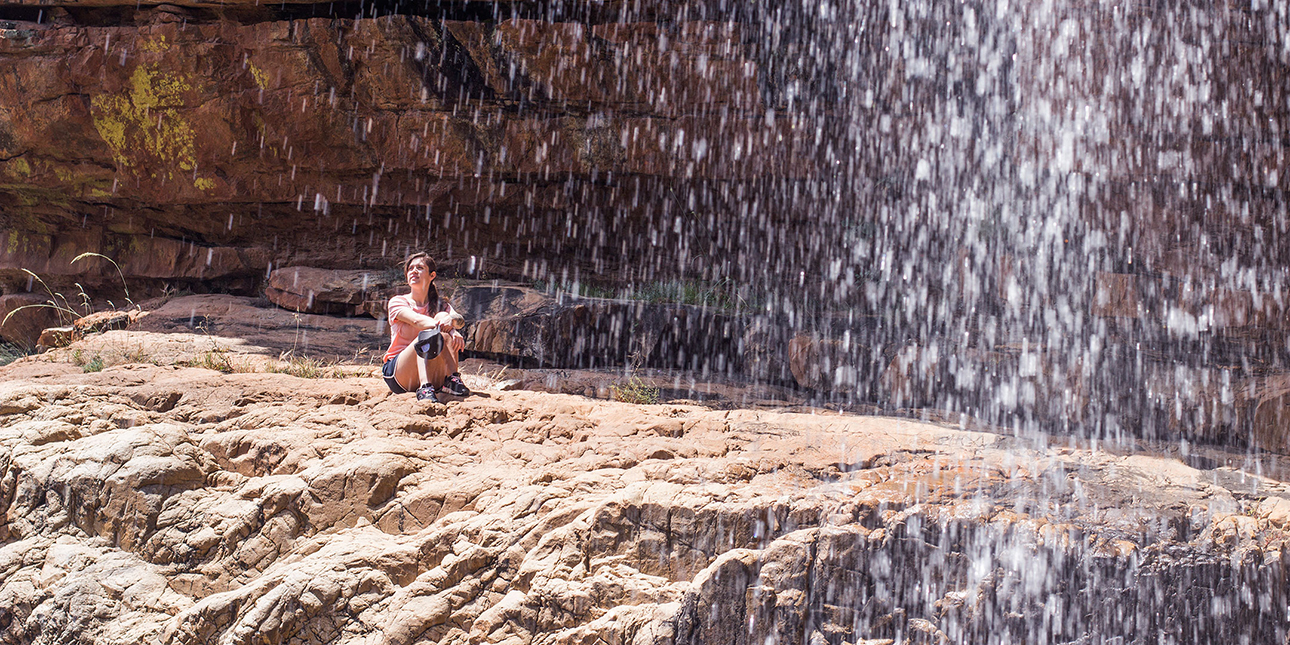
[384,293,455,362]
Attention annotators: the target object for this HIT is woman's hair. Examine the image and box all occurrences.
[403,252,441,308]
[404,252,436,275]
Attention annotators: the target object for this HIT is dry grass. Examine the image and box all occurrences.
[610,376,660,405]
[185,348,256,374]
[269,352,345,379]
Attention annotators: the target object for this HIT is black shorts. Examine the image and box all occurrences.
[382,357,407,394]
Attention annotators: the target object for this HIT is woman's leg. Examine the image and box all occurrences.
[393,341,452,392]
[423,352,451,390]
[442,342,459,378]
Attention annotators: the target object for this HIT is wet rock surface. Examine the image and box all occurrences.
[2,317,1290,644]
[451,282,742,372]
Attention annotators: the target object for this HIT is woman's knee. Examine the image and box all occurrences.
[393,343,423,390]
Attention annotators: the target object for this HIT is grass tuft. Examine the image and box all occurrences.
[184,347,254,374]
[83,354,104,373]
[269,352,344,379]
[610,376,660,405]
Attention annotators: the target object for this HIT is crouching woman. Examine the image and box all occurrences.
[381,252,470,402]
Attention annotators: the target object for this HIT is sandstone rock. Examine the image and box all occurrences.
[1,332,1289,643]
[265,267,395,317]
[32,310,141,352]
[0,14,804,311]
[739,316,795,384]
[72,309,142,335]
[880,345,1088,423]
[128,294,388,362]
[787,333,863,392]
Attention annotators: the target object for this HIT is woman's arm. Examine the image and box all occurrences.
[438,301,466,351]
[391,307,454,332]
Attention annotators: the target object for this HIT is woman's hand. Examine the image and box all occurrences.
[448,331,465,352]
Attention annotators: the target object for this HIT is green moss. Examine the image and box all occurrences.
[9,157,29,177]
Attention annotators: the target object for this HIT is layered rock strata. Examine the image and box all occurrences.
[2,318,1290,643]
[0,6,795,301]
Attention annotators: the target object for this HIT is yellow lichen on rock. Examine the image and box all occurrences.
[90,64,212,189]
[247,61,269,90]
[140,34,169,53]
[8,157,30,176]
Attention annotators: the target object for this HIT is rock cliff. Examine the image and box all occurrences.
[0,2,800,300]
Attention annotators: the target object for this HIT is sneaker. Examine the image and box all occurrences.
[443,373,471,396]
[415,384,440,403]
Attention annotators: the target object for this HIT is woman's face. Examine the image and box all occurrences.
[406,259,434,288]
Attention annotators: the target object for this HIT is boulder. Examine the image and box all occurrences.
[73,309,144,335]
[1092,272,1140,319]
[740,317,795,385]
[0,293,65,347]
[265,267,396,317]
[31,310,144,351]
[1243,375,1290,454]
[787,333,862,392]
[36,326,76,351]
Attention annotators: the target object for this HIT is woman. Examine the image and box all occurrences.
[381,252,469,402]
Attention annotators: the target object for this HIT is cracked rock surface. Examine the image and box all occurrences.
[3,328,1290,644]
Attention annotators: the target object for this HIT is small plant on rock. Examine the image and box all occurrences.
[188,348,254,374]
[610,376,660,405]
[195,348,235,373]
[82,354,104,373]
[184,346,255,374]
[121,341,153,365]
